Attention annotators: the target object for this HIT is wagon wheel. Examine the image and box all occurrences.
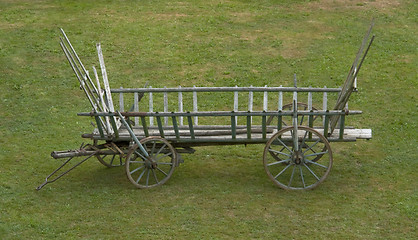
[267,102,321,126]
[125,136,177,189]
[263,126,332,190]
[93,140,125,168]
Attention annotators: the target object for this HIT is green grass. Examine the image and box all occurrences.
[1,0,416,239]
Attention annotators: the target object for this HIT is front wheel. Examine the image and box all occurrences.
[125,137,177,189]
[263,126,332,190]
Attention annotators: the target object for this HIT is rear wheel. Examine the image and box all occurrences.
[263,126,332,190]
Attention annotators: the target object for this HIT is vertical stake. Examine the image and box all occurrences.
[149,86,153,126]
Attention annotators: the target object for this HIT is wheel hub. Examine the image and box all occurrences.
[292,151,304,165]
[145,158,157,169]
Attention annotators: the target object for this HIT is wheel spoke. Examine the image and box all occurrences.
[157,167,168,176]
[304,150,328,158]
[288,165,296,187]
[268,148,292,158]
[274,164,292,179]
[155,143,167,157]
[303,163,320,181]
[299,115,305,125]
[130,165,145,175]
[146,169,150,186]
[299,166,305,188]
[157,162,173,165]
[136,168,147,183]
[300,130,309,149]
[267,158,291,166]
[129,160,146,164]
[135,150,147,160]
[302,139,321,154]
[152,169,159,184]
[156,152,173,162]
[305,159,328,168]
[275,138,293,153]
[150,141,156,157]
[110,155,116,165]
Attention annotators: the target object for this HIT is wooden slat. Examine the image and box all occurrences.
[95,116,105,138]
[164,87,168,125]
[246,115,251,139]
[339,113,346,139]
[156,116,164,138]
[110,115,119,139]
[119,87,124,111]
[263,85,268,111]
[178,86,183,125]
[149,87,153,126]
[187,115,195,139]
[134,92,139,126]
[231,115,236,139]
[323,112,330,137]
[172,116,180,140]
[140,116,149,137]
[234,86,238,126]
[262,114,267,139]
[248,86,253,124]
[193,86,198,125]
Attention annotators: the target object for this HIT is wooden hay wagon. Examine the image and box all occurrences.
[37,24,374,191]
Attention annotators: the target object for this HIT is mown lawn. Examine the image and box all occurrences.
[0,0,416,239]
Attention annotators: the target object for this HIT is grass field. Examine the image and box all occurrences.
[0,0,416,239]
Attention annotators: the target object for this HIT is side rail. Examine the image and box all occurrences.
[78,109,369,144]
[109,85,343,128]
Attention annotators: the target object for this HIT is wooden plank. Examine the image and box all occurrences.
[96,127,371,142]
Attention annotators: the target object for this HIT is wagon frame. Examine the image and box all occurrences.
[37,22,374,191]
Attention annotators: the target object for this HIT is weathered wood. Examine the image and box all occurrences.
[263,85,268,111]
[178,86,183,125]
[164,87,168,125]
[149,86,153,126]
[134,92,139,126]
[193,86,198,125]
[79,110,361,117]
[119,87,124,111]
[111,86,342,93]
